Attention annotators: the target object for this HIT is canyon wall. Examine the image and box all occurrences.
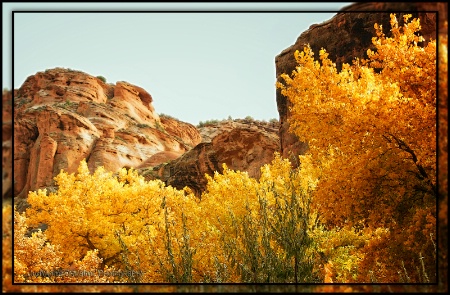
[275,2,447,165]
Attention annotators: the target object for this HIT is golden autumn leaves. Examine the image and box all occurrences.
[277,14,440,282]
[14,154,321,283]
[10,14,444,284]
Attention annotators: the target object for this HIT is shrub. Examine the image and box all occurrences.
[159,113,178,120]
[96,75,107,83]
[197,119,220,128]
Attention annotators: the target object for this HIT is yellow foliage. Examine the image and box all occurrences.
[26,160,201,282]
[8,203,116,284]
[200,153,321,282]
[21,155,322,283]
[277,14,438,282]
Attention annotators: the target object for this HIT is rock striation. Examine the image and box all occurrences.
[2,90,13,198]
[12,68,201,208]
[8,68,279,206]
[275,2,447,166]
[138,119,280,196]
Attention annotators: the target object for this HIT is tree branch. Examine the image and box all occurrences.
[384,133,436,196]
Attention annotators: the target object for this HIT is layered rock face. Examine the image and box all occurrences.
[12,68,202,206]
[9,67,279,205]
[2,90,13,198]
[275,2,447,165]
[138,119,280,197]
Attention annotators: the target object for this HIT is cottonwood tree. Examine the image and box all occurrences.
[25,160,201,282]
[277,14,439,282]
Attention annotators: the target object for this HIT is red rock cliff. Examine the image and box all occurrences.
[12,68,201,208]
[2,90,13,198]
[138,119,280,197]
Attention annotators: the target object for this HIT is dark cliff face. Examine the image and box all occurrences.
[275,2,446,166]
[274,2,448,284]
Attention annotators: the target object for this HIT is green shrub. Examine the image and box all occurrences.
[197,119,220,128]
[97,75,107,83]
[159,113,178,120]
[154,121,166,132]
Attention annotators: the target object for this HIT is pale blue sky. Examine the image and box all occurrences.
[4,2,353,125]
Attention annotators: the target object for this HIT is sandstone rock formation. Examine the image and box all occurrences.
[275,2,447,166]
[138,119,280,197]
[10,67,279,207]
[2,90,13,198]
[12,68,201,207]
[8,67,279,206]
